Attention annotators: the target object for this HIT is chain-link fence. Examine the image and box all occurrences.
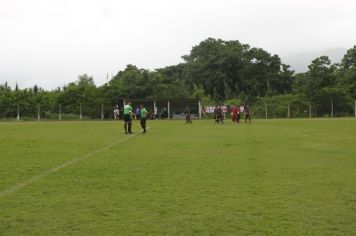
[0,103,109,121]
[0,99,201,121]
[201,100,356,120]
[123,99,200,120]
[1,100,355,121]
[251,100,356,119]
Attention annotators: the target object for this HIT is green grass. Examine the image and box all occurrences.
[0,119,356,235]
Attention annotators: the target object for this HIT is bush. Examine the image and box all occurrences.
[251,95,310,118]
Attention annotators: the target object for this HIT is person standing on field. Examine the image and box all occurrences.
[216,106,224,123]
[135,107,141,120]
[231,105,238,124]
[237,105,241,123]
[123,101,133,134]
[185,106,192,124]
[245,105,251,123]
[140,104,148,133]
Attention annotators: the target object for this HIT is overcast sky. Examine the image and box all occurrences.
[0,0,355,90]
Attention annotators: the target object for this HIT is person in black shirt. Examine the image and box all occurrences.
[245,105,251,123]
[215,106,224,124]
[214,106,218,123]
[185,107,192,124]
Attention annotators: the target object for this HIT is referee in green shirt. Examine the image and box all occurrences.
[123,101,133,134]
[140,104,148,133]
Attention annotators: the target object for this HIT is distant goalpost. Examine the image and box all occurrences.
[121,99,202,119]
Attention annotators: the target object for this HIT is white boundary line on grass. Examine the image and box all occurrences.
[0,128,149,198]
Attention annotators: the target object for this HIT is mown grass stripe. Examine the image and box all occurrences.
[0,130,147,198]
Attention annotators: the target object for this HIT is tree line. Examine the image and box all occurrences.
[1,38,355,119]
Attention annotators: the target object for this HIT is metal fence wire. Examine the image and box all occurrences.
[248,100,355,119]
[0,99,201,120]
[0,100,355,120]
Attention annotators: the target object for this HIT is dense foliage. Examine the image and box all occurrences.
[1,39,355,118]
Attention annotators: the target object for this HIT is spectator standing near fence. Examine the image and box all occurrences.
[113,105,120,120]
[135,107,140,120]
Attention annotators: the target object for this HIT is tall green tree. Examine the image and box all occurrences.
[339,46,356,98]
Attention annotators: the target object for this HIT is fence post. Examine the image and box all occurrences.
[199,101,202,119]
[309,101,312,118]
[59,104,62,120]
[37,104,40,121]
[265,103,268,119]
[101,103,104,120]
[167,101,170,119]
[79,103,82,120]
[17,104,20,121]
[331,101,334,118]
[287,103,290,119]
[153,101,157,119]
[315,106,317,117]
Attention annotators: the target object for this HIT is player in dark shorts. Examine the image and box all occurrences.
[245,105,251,123]
[123,101,133,134]
[135,107,140,120]
[140,104,148,133]
[214,106,218,123]
[215,106,224,124]
[185,107,192,124]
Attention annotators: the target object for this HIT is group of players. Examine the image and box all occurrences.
[122,101,148,134]
[121,101,251,134]
[213,105,251,124]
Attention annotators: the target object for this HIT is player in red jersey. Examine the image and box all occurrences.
[231,106,239,124]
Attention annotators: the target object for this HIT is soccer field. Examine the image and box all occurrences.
[0,119,355,235]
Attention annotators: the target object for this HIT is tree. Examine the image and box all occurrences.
[1,39,355,120]
[181,38,293,100]
[341,45,356,70]
[77,74,96,87]
[304,56,337,99]
[339,46,356,99]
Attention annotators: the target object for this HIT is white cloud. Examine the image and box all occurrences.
[0,0,355,89]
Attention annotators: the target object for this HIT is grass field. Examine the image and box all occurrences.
[0,119,356,235]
